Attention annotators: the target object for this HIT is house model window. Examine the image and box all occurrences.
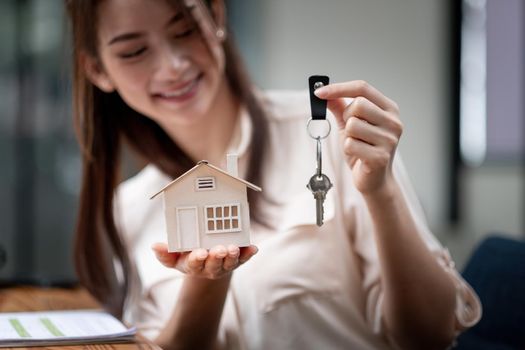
[196,177,215,191]
[205,203,241,234]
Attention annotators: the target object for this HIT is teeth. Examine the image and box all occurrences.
[161,79,197,98]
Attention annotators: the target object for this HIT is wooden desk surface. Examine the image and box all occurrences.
[0,287,160,350]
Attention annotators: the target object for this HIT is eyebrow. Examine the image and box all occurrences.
[107,12,185,46]
[165,11,185,27]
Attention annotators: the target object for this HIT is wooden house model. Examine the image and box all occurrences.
[150,155,262,252]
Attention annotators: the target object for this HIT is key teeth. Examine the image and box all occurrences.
[307,172,331,228]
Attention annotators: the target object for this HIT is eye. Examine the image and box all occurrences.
[174,27,196,39]
[119,47,147,59]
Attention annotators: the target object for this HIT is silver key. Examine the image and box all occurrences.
[307,173,332,226]
[306,137,332,226]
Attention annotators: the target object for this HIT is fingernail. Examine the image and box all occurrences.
[216,248,227,258]
[314,86,327,97]
[197,250,208,260]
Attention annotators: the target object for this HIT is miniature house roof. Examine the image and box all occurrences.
[150,160,262,200]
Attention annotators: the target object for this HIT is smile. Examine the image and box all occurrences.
[155,74,202,102]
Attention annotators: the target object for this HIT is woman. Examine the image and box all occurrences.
[66,0,481,349]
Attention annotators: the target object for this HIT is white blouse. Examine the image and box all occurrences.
[116,90,481,349]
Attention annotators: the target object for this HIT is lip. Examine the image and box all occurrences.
[153,74,202,104]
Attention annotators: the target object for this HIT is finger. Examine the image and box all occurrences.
[315,80,396,112]
[151,242,181,268]
[184,249,208,274]
[343,96,386,126]
[204,245,228,277]
[345,117,398,148]
[222,245,240,271]
[344,96,403,139]
[343,138,390,170]
[239,245,258,264]
[326,98,350,130]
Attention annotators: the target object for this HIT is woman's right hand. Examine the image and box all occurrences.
[151,243,258,280]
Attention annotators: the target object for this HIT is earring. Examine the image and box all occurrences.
[216,28,225,40]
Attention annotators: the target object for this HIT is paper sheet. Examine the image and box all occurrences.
[0,310,136,347]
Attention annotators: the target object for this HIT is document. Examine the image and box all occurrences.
[0,310,136,347]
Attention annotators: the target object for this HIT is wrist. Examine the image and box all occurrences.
[361,175,400,203]
[186,271,232,285]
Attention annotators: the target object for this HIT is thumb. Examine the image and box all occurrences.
[326,98,348,130]
[151,242,181,268]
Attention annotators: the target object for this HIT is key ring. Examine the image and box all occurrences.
[316,137,322,178]
[306,118,331,140]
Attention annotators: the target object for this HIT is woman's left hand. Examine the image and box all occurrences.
[315,80,403,196]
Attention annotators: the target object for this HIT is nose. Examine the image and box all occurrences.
[154,43,190,82]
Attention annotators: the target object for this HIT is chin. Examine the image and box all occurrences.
[159,106,212,128]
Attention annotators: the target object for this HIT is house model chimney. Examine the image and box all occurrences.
[227,154,238,177]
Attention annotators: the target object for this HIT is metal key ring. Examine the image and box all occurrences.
[316,137,322,178]
[307,118,331,140]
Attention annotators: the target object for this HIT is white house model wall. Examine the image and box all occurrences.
[151,158,261,252]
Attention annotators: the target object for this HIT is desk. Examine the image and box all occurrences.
[0,287,159,350]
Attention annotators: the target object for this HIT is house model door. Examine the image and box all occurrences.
[176,207,199,249]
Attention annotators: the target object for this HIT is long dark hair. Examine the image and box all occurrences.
[65,0,269,318]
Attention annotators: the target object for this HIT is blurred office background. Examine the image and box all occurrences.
[0,0,77,284]
[0,0,523,284]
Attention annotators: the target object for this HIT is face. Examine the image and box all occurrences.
[89,0,225,127]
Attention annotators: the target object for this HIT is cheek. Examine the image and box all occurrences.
[109,65,150,97]
[99,53,148,88]
[101,64,154,114]
[190,38,221,72]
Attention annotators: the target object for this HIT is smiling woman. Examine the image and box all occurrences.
[84,0,229,130]
[66,0,268,320]
[65,0,481,349]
